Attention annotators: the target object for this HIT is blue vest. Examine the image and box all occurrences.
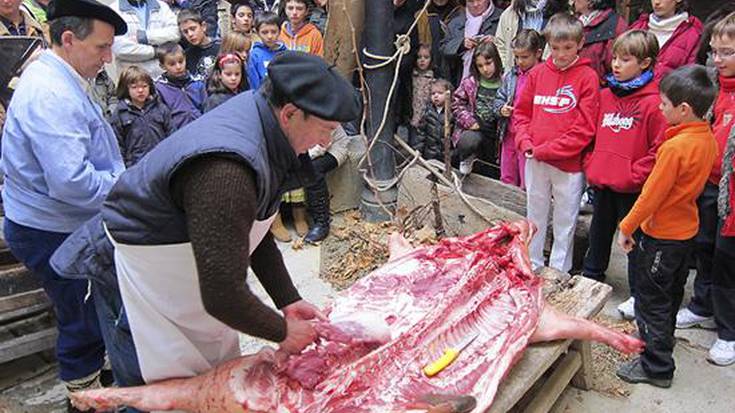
[102,91,308,245]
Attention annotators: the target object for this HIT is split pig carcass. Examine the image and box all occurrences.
[72,220,643,413]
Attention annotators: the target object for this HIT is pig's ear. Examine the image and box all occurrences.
[387,232,414,262]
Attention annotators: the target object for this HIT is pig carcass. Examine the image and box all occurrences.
[71,220,643,413]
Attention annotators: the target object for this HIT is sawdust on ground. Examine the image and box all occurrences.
[547,287,636,398]
[320,210,437,290]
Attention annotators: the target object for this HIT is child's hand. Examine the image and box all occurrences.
[617,232,635,253]
[469,123,480,130]
[464,37,478,50]
[524,150,533,159]
[500,105,513,117]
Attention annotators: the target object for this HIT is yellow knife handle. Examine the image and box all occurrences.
[423,348,460,377]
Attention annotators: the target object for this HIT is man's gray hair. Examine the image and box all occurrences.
[49,16,95,46]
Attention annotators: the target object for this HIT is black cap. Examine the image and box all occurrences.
[267,51,362,122]
[48,0,128,36]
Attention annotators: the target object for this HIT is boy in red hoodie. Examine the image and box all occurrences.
[583,30,667,320]
[616,65,718,388]
[514,13,600,272]
[677,12,735,366]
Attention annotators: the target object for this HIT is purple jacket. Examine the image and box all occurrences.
[154,74,207,130]
[451,75,478,145]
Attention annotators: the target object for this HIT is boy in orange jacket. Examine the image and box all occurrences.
[616,65,718,388]
[514,13,600,272]
[279,0,324,56]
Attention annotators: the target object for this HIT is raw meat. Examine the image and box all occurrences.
[71,221,643,413]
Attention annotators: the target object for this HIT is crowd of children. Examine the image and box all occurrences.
[10,0,734,388]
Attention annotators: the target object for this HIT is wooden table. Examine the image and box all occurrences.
[488,270,612,413]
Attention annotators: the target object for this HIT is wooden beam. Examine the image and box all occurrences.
[570,340,593,390]
[0,289,48,314]
[523,350,583,413]
[0,328,57,364]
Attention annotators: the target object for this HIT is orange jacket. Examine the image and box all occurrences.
[620,122,718,240]
[278,22,323,57]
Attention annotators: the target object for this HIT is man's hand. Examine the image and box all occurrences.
[282,299,327,322]
[500,105,513,117]
[617,232,635,253]
[480,35,495,44]
[279,318,317,354]
[464,37,478,50]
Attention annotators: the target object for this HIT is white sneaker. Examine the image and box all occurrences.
[617,297,635,320]
[459,156,475,175]
[708,339,735,366]
[675,307,717,329]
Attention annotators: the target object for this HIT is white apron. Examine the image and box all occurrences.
[105,215,276,395]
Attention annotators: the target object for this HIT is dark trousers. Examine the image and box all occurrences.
[711,230,735,341]
[687,183,719,317]
[3,218,105,381]
[582,188,640,295]
[634,234,693,379]
[305,153,338,225]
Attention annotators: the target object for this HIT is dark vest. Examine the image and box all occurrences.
[102,91,306,245]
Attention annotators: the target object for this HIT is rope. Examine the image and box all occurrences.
[359,0,432,197]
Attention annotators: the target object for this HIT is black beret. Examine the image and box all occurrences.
[48,0,128,36]
[267,51,362,123]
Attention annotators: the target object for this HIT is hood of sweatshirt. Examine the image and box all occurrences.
[282,21,318,38]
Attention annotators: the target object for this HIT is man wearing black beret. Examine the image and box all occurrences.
[1,1,127,412]
[51,51,362,393]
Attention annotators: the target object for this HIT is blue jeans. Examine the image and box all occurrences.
[3,218,105,381]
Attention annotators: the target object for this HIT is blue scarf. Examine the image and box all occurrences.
[605,70,654,94]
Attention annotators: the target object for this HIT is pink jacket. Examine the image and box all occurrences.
[630,14,703,81]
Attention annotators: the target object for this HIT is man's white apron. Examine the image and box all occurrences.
[105,215,276,391]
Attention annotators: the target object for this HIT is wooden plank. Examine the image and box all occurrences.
[0,311,53,336]
[0,289,48,313]
[523,351,582,413]
[570,340,593,390]
[0,328,57,364]
[0,303,52,325]
[0,265,39,297]
[487,275,611,413]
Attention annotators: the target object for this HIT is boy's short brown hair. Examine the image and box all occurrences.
[612,29,659,66]
[544,12,584,43]
[177,8,204,26]
[116,65,154,100]
[712,11,735,41]
[157,42,185,64]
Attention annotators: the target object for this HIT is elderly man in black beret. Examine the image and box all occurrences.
[50,51,362,394]
[1,0,126,411]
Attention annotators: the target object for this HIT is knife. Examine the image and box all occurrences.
[423,334,479,377]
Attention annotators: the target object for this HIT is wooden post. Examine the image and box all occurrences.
[443,91,452,180]
[323,0,365,80]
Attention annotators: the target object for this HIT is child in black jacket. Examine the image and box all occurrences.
[203,53,249,112]
[111,66,175,167]
[414,79,453,162]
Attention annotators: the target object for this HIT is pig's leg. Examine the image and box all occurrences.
[530,304,645,354]
[71,356,266,413]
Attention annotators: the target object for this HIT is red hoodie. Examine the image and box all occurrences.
[585,80,667,193]
[709,76,735,185]
[515,57,600,173]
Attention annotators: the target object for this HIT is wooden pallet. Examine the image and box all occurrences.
[488,271,611,413]
[0,240,57,365]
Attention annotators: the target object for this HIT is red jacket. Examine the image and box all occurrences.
[709,76,735,185]
[579,9,628,83]
[630,14,702,81]
[514,57,600,173]
[584,80,667,193]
